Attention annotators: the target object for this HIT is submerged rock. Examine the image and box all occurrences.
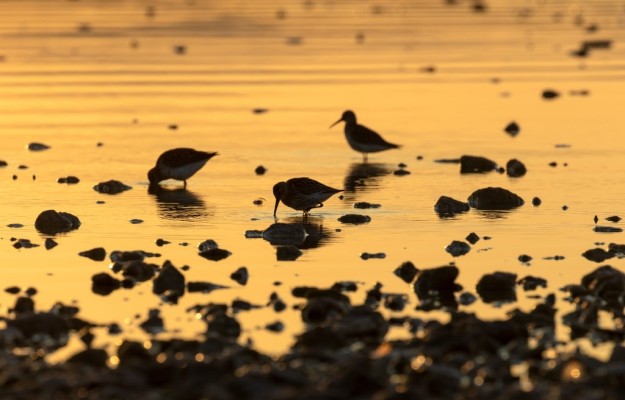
[445,240,471,257]
[506,159,527,177]
[467,187,524,210]
[93,180,132,194]
[394,261,419,283]
[78,247,106,262]
[35,210,81,235]
[460,155,497,173]
[353,202,381,209]
[476,272,517,303]
[434,196,470,217]
[152,260,185,296]
[338,214,372,224]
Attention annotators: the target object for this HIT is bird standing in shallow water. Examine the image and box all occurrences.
[330,110,400,162]
[273,177,342,217]
[148,148,217,188]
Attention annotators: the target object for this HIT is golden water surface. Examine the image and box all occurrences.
[0,0,624,362]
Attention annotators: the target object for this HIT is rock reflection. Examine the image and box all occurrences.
[343,162,393,200]
[148,187,211,221]
[262,216,334,249]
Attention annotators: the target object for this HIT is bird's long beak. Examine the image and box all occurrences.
[329,118,342,129]
[273,197,280,217]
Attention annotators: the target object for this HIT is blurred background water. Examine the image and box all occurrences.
[0,0,624,361]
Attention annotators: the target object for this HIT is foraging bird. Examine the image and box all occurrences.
[273,177,342,217]
[148,148,217,188]
[330,110,400,161]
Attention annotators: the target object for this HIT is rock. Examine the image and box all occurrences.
[35,210,81,235]
[606,216,622,223]
[93,180,132,194]
[460,155,497,173]
[459,292,477,305]
[197,239,218,252]
[5,286,20,294]
[262,223,306,246]
[121,261,157,282]
[582,248,614,263]
[608,243,625,256]
[414,265,461,309]
[78,247,106,262]
[230,267,249,285]
[517,276,547,291]
[110,250,150,263]
[504,121,520,137]
[198,248,232,261]
[187,281,228,294]
[155,238,170,246]
[67,348,108,367]
[393,169,410,176]
[518,254,532,263]
[532,197,542,206]
[383,294,407,311]
[338,214,371,224]
[44,238,58,250]
[255,165,267,175]
[506,159,527,177]
[276,245,302,261]
[476,272,517,303]
[542,89,560,99]
[12,296,35,316]
[434,196,470,217]
[244,230,264,239]
[360,252,386,260]
[0,160,6,167]
[467,187,524,210]
[445,240,471,257]
[394,261,419,283]
[57,176,80,184]
[7,223,23,228]
[152,260,185,296]
[129,219,143,224]
[594,226,623,233]
[91,273,121,296]
[7,312,70,342]
[27,142,50,151]
[265,321,285,333]
[465,232,480,244]
[353,202,381,209]
[139,309,164,335]
[13,239,39,249]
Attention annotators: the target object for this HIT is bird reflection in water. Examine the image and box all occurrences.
[343,162,393,201]
[148,186,212,221]
[262,216,334,250]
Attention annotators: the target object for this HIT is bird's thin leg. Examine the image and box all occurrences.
[183,180,187,190]
[363,153,368,163]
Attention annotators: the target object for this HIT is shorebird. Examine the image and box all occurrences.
[148,148,217,188]
[330,110,400,161]
[273,177,342,217]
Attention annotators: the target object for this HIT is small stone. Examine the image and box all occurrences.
[27,142,50,151]
[129,219,143,224]
[467,187,524,210]
[393,169,410,176]
[57,176,80,184]
[93,180,132,194]
[265,321,284,333]
[532,197,542,206]
[198,239,218,252]
[504,121,520,137]
[252,108,268,114]
[361,252,386,260]
[255,165,267,175]
[465,232,480,244]
[7,223,23,228]
[459,292,477,306]
[594,226,623,233]
[91,273,121,296]
[45,238,58,250]
[5,286,20,294]
[506,159,527,177]
[187,281,228,294]
[79,247,107,262]
[582,248,614,263]
[517,276,547,291]
[35,210,81,235]
[562,205,568,211]
[518,254,532,263]
[152,260,185,296]
[476,272,517,303]
[338,214,371,224]
[445,240,471,257]
[230,267,249,286]
[199,248,232,261]
[460,155,498,173]
[606,216,622,223]
[548,161,557,167]
[0,160,7,167]
[542,89,560,99]
[434,196,470,217]
[253,198,264,205]
[393,261,419,283]
[353,202,381,209]
[245,230,264,239]
[155,238,170,247]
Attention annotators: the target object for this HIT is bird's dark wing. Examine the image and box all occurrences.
[158,148,218,168]
[290,177,342,195]
[354,124,400,148]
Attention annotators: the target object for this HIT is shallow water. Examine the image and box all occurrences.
[1,0,625,362]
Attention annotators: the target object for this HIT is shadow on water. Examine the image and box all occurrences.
[148,186,212,221]
[262,216,336,250]
[342,162,393,201]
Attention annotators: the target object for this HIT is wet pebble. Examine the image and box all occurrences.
[460,155,498,173]
[594,226,623,233]
[152,260,185,297]
[78,247,106,262]
[57,176,80,184]
[187,281,228,294]
[518,254,533,263]
[129,219,143,224]
[434,196,470,217]
[45,238,58,250]
[253,198,264,205]
[27,142,50,151]
[269,292,287,312]
[35,210,81,235]
[353,202,381,209]
[0,160,6,167]
[199,248,232,261]
[445,240,471,257]
[582,248,614,263]
[518,275,547,291]
[606,215,622,223]
[504,121,520,137]
[393,261,418,283]
[476,272,517,304]
[393,168,410,176]
[467,187,524,210]
[543,255,565,260]
[91,273,121,296]
[255,165,267,175]
[458,292,477,306]
[338,214,371,224]
[93,180,132,194]
[383,294,407,311]
[361,252,386,260]
[414,265,461,310]
[230,267,249,286]
[13,239,39,249]
[542,89,560,99]
[5,286,20,294]
[465,232,480,244]
[244,230,264,239]
[265,321,284,333]
[7,223,23,228]
[506,159,527,177]
[155,238,170,246]
[139,309,164,335]
[532,197,542,206]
